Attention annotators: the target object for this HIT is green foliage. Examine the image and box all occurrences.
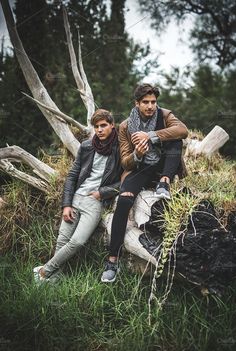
[0,179,59,260]
[159,64,236,158]
[0,0,151,154]
[181,152,236,232]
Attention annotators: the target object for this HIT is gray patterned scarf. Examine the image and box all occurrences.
[127,107,161,165]
[127,106,158,134]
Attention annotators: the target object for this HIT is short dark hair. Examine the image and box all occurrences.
[134,84,160,102]
[91,109,114,126]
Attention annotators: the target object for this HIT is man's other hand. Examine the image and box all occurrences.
[62,206,76,222]
[131,131,149,145]
[89,191,101,201]
[135,139,149,158]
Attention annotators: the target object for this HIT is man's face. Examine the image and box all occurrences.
[135,93,157,118]
[94,119,114,141]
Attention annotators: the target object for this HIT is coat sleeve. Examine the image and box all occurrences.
[61,147,82,208]
[155,109,188,140]
[99,148,122,200]
[99,181,121,200]
[119,121,137,171]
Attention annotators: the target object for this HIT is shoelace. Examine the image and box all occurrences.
[157,181,169,191]
[106,261,118,271]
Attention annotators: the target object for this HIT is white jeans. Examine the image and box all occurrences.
[43,194,103,278]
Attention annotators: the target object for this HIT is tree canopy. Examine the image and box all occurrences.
[138,0,236,67]
[159,64,236,157]
[0,0,150,154]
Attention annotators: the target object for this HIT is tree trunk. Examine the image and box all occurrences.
[0,146,56,181]
[103,192,159,266]
[186,125,229,157]
[0,0,81,156]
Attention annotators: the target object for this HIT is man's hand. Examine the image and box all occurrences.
[135,139,149,158]
[131,131,149,145]
[62,206,76,222]
[89,191,101,201]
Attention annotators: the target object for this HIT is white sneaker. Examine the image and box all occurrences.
[33,266,49,284]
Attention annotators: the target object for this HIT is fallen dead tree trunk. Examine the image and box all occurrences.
[185,125,229,157]
[103,191,159,266]
[0,0,82,156]
[0,1,92,189]
[0,146,56,181]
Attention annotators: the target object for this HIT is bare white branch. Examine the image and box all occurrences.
[22,92,88,133]
[0,146,56,181]
[63,5,95,128]
[0,159,49,192]
[77,28,96,126]
[1,0,80,156]
[185,125,229,157]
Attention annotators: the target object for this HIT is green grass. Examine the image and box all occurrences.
[0,252,236,351]
[1,149,236,350]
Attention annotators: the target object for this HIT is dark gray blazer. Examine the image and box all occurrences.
[61,139,122,208]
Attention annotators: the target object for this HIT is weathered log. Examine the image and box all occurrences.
[103,208,157,266]
[103,192,159,267]
[0,146,56,181]
[22,93,88,133]
[0,0,96,191]
[63,6,95,128]
[0,160,48,192]
[186,125,229,157]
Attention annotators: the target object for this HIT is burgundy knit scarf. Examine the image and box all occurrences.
[92,128,118,155]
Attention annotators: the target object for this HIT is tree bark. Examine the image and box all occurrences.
[103,191,159,266]
[0,159,49,192]
[0,146,57,181]
[185,125,229,157]
[63,6,95,128]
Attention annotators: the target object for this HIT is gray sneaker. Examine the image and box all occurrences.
[101,261,119,283]
[155,181,171,200]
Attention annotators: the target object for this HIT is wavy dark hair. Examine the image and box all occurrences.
[134,84,160,102]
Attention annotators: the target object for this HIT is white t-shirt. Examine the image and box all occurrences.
[76,152,108,195]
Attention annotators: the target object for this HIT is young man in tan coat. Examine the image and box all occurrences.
[101,84,188,283]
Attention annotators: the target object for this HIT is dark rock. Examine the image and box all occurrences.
[139,199,236,295]
[227,211,236,232]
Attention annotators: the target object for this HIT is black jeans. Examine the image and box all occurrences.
[109,140,182,257]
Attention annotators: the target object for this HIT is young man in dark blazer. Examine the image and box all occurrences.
[34,109,121,283]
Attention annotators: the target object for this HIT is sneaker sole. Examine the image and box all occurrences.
[155,193,171,200]
[101,276,117,283]
[101,268,120,283]
[33,266,49,284]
